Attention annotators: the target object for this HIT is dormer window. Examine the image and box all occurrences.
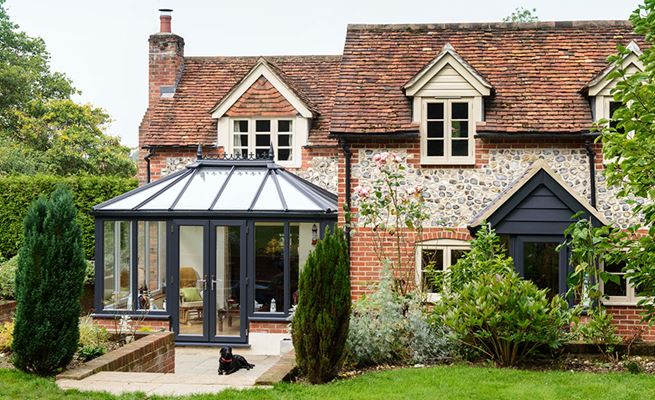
[232,118,295,161]
[423,100,473,163]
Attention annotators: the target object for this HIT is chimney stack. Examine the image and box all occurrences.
[159,9,173,33]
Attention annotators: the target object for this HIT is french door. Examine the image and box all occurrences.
[513,235,569,299]
[171,220,247,343]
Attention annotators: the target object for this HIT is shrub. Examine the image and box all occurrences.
[0,255,17,300]
[441,272,571,367]
[0,321,13,352]
[292,227,350,384]
[0,175,137,260]
[77,346,106,362]
[13,187,86,375]
[78,317,110,350]
[572,309,622,362]
[347,264,455,368]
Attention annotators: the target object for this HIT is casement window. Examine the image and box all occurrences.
[602,259,643,306]
[422,100,474,165]
[232,118,294,162]
[416,239,470,301]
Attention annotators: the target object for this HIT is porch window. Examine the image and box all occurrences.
[103,221,132,310]
[416,239,470,301]
[422,100,474,165]
[232,118,294,162]
[254,221,320,315]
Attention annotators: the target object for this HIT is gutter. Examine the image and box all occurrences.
[584,139,598,208]
[330,130,419,139]
[144,148,155,184]
[475,132,600,139]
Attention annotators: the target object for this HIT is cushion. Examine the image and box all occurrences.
[181,287,202,302]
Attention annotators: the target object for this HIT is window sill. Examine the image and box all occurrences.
[419,158,476,167]
[249,315,292,323]
[602,300,639,307]
[91,311,171,320]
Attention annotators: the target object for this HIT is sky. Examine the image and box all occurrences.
[4,0,643,148]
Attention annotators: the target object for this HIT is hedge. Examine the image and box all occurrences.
[0,175,137,260]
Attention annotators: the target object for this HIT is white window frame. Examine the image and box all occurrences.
[601,260,643,306]
[229,118,296,166]
[416,239,470,302]
[421,99,475,165]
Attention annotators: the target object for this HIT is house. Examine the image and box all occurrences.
[91,10,653,351]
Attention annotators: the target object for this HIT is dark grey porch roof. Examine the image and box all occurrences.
[94,159,337,214]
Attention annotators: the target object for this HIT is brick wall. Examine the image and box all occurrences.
[250,321,289,334]
[92,315,170,332]
[0,301,15,323]
[606,306,655,342]
[57,332,175,380]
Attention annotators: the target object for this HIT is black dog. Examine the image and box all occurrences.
[218,346,255,375]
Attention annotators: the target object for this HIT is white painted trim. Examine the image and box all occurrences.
[211,58,313,119]
[219,116,306,168]
[587,49,643,97]
[601,261,644,306]
[404,44,491,97]
[420,98,476,165]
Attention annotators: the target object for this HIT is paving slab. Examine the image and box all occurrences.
[55,347,281,395]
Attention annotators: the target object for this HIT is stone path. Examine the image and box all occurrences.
[57,347,280,396]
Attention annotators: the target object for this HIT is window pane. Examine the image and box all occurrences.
[451,121,468,138]
[290,223,319,309]
[234,120,248,132]
[524,242,559,299]
[137,221,166,311]
[103,221,132,310]
[452,140,469,156]
[179,225,204,335]
[427,121,444,138]
[427,103,444,119]
[278,134,291,147]
[427,140,444,157]
[605,260,625,273]
[256,120,271,132]
[278,149,291,161]
[256,134,270,147]
[215,225,241,337]
[605,275,627,297]
[452,102,468,119]
[609,101,623,132]
[234,134,248,147]
[451,249,469,265]
[278,120,292,132]
[421,249,444,293]
[254,223,284,313]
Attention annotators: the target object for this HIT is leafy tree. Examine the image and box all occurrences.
[503,7,539,23]
[599,0,655,322]
[292,227,350,384]
[0,0,135,177]
[12,187,86,375]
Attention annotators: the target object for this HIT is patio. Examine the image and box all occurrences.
[56,347,281,396]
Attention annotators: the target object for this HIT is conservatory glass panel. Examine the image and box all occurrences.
[276,176,321,210]
[213,169,267,210]
[140,173,192,210]
[214,225,241,337]
[289,222,319,309]
[179,225,205,335]
[102,178,178,210]
[103,221,132,310]
[252,176,283,210]
[254,223,284,313]
[173,168,229,210]
[137,221,167,311]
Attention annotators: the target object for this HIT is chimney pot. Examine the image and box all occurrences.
[159,9,173,33]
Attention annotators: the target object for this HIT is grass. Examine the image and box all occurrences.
[0,365,654,400]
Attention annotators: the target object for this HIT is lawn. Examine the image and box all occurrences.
[0,365,654,400]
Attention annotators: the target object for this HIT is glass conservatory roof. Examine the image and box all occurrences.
[94,159,337,215]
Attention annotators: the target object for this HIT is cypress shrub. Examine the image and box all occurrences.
[12,187,86,375]
[0,175,137,260]
[291,227,350,384]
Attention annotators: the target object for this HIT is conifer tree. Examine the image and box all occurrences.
[292,227,350,384]
[13,187,86,375]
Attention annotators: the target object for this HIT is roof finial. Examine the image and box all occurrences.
[196,144,203,160]
[268,141,275,161]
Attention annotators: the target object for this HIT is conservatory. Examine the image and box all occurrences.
[92,155,337,344]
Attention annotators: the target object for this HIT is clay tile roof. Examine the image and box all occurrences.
[143,55,341,147]
[330,20,644,135]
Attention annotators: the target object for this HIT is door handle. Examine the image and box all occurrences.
[197,276,207,291]
[211,274,217,291]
